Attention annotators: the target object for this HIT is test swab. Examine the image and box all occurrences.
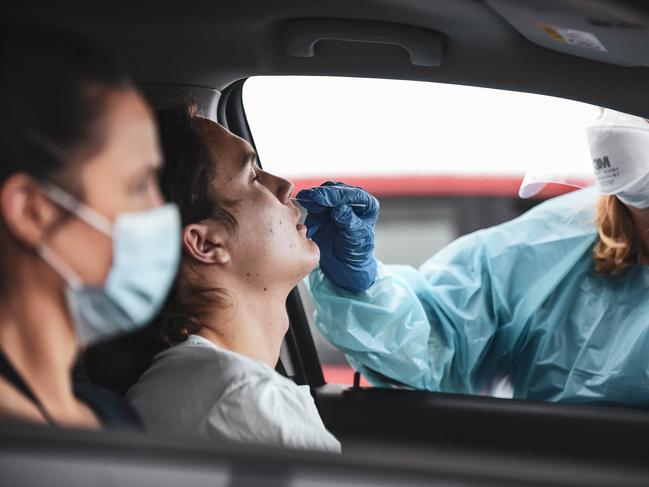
[293,200,308,225]
[291,198,365,208]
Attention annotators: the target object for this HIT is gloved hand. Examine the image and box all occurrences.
[296,181,379,293]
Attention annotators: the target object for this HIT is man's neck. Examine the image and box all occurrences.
[197,283,291,368]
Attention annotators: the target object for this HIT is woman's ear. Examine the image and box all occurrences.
[0,173,61,247]
[183,221,231,265]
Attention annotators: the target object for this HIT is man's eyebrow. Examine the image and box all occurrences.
[242,150,259,169]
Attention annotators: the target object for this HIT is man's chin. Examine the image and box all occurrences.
[293,253,320,284]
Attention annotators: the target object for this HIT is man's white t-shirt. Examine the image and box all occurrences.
[126,335,340,453]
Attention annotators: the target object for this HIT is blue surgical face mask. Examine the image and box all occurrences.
[37,184,181,347]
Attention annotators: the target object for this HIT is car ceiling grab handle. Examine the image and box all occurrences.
[284,19,444,67]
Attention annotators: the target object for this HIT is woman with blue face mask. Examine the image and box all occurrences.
[0,26,180,428]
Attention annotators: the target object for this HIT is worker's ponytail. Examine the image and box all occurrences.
[593,195,648,274]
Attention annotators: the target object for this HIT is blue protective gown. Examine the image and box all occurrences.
[309,188,649,405]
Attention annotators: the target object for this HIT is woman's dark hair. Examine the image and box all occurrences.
[0,24,131,186]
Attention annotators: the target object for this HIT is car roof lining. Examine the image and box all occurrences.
[4,0,649,116]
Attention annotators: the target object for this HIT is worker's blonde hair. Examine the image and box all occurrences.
[593,195,649,274]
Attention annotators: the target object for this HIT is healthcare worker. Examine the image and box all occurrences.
[0,26,180,428]
[298,109,649,405]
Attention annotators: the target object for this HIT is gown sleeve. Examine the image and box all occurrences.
[309,189,598,394]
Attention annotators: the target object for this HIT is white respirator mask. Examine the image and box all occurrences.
[586,109,649,208]
[519,108,649,207]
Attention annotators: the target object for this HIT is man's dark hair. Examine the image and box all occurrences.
[84,100,239,395]
[154,100,238,345]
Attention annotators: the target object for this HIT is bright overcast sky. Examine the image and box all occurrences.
[243,76,600,182]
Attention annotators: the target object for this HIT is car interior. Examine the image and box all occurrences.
[3,1,649,485]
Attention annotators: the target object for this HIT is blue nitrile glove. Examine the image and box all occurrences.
[297,181,379,293]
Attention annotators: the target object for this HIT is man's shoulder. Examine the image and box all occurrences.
[125,338,278,425]
[149,337,275,387]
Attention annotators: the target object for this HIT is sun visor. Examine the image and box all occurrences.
[487,0,649,67]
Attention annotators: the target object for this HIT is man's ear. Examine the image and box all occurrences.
[0,173,61,247]
[183,221,231,265]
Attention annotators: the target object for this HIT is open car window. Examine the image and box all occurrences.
[242,76,600,393]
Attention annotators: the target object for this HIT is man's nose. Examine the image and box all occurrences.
[270,173,294,203]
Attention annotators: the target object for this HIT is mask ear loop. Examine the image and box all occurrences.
[37,243,83,290]
[37,183,115,289]
[41,183,113,237]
